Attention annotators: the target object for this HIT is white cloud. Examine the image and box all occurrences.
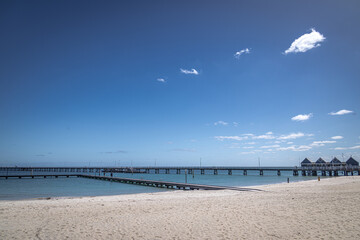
[284,28,325,54]
[329,109,354,116]
[214,121,228,126]
[215,136,248,141]
[277,145,312,152]
[278,132,309,140]
[243,146,254,149]
[246,142,256,145]
[180,68,199,75]
[334,145,360,150]
[291,113,312,121]
[310,140,336,147]
[234,48,250,58]
[157,78,166,83]
[233,122,239,127]
[266,131,273,135]
[253,134,276,140]
[331,136,343,140]
[260,144,280,149]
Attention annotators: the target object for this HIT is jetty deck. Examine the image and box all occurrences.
[1,166,359,176]
[0,174,260,191]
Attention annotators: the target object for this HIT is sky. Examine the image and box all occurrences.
[0,0,360,167]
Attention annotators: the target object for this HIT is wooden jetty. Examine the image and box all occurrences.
[80,174,261,191]
[1,165,360,176]
[0,174,260,191]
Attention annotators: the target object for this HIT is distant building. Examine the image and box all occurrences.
[330,157,342,166]
[301,157,359,168]
[301,158,312,167]
[315,157,326,166]
[346,157,359,166]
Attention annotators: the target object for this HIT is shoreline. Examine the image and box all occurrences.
[0,174,319,202]
[1,176,360,239]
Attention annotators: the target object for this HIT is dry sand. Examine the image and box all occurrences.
[1,176,360,239]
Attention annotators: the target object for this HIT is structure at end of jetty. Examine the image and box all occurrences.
[300,157,359,176]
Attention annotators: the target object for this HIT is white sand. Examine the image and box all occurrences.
[1,176,360,239]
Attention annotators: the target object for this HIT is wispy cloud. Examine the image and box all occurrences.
[329,109,354,116]
[243,146,254,149]
[216,132,313,142]
[277,132,312,140]
[214,120,228,126]
[253,134,275,140]
[331,136,343,140]
[180,68,199,75]
[234,48,250,58]
[291,113,312,121]
[277,145,312,152]
[334,145,360,150]
[215,136,248,141]
[260,144,280,149]
[284,28,325,54]
[310,140,336,147]
[157,78,166,83]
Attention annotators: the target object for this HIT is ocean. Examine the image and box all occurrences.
[0,170,319,200]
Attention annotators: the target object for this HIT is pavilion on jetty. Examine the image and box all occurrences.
[300,157,359,176]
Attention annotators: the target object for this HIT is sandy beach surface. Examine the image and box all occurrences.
[1,176,360,239]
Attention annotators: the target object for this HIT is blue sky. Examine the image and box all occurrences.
[0,0,359,167]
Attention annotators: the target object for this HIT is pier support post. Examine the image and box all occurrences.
[243,170,247,176]
[165,169,170,174]
[214,169,218,175]
[322,171,326,176]
[293,170,298,176]
[328,171,332,176]
[176,169,180,174]
[201,169,205,175]
[260,170,263,176]
[155,169,159,174]
[188,169,193,174]
[302,170,306,176]
[228,170,232,175]
[334,171,338,176]
[312,171,317,176]
[277,170,281,176]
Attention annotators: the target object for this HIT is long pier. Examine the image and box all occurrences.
[0,174,260,191]
[1,166,360,176]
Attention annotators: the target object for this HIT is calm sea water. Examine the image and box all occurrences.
[0,170,319,200]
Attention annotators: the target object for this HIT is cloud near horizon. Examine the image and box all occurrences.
[180,68,199,75]
[234,48,250,58]
[329,109,354,115]
[284,28,325,54]
[291,113,312,121]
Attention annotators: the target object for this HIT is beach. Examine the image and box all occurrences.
[1,176,360,239]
